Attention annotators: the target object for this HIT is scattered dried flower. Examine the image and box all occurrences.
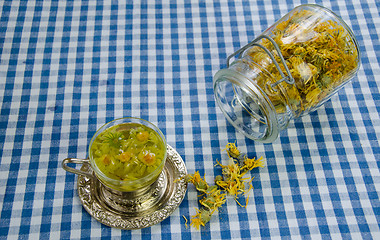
[190,208,213,230]
[199,188,226,211]
[185,142,265,230]
[223,142,241,159]
[241,155,265,171]
[184,171,209,193]
[183,215,188,229]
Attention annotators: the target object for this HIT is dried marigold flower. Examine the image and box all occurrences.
[190,208,213,230]
[199,188,226,211]
[241,155,265,171]
[216,158,247,197]
[184,171,209,193]
[217,143,265,207]
[223,142,241,159]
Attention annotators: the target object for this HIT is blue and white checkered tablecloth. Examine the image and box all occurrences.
[0,0,379,239]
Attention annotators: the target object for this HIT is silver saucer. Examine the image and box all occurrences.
[77,145,188,230]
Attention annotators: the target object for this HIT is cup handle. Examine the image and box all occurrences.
[62,158,93,178]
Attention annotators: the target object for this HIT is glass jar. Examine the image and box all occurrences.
[213,4,360,143]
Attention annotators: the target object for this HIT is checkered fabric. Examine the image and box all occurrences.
[0,0,379,239]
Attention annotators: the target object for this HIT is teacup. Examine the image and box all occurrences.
[62,117,167,195]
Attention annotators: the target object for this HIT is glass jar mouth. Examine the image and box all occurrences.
[88,117,167,191]
[214,69,279,143]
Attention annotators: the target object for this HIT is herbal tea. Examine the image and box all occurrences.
[90,123,166,181]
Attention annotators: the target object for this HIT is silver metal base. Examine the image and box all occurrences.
[77,144,188,229]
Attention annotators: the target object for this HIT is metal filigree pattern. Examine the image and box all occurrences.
[77,145,188,230]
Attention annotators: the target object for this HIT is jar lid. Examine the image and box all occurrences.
[213,69,279,143]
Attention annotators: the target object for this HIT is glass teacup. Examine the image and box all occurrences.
[62,117,167,194]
